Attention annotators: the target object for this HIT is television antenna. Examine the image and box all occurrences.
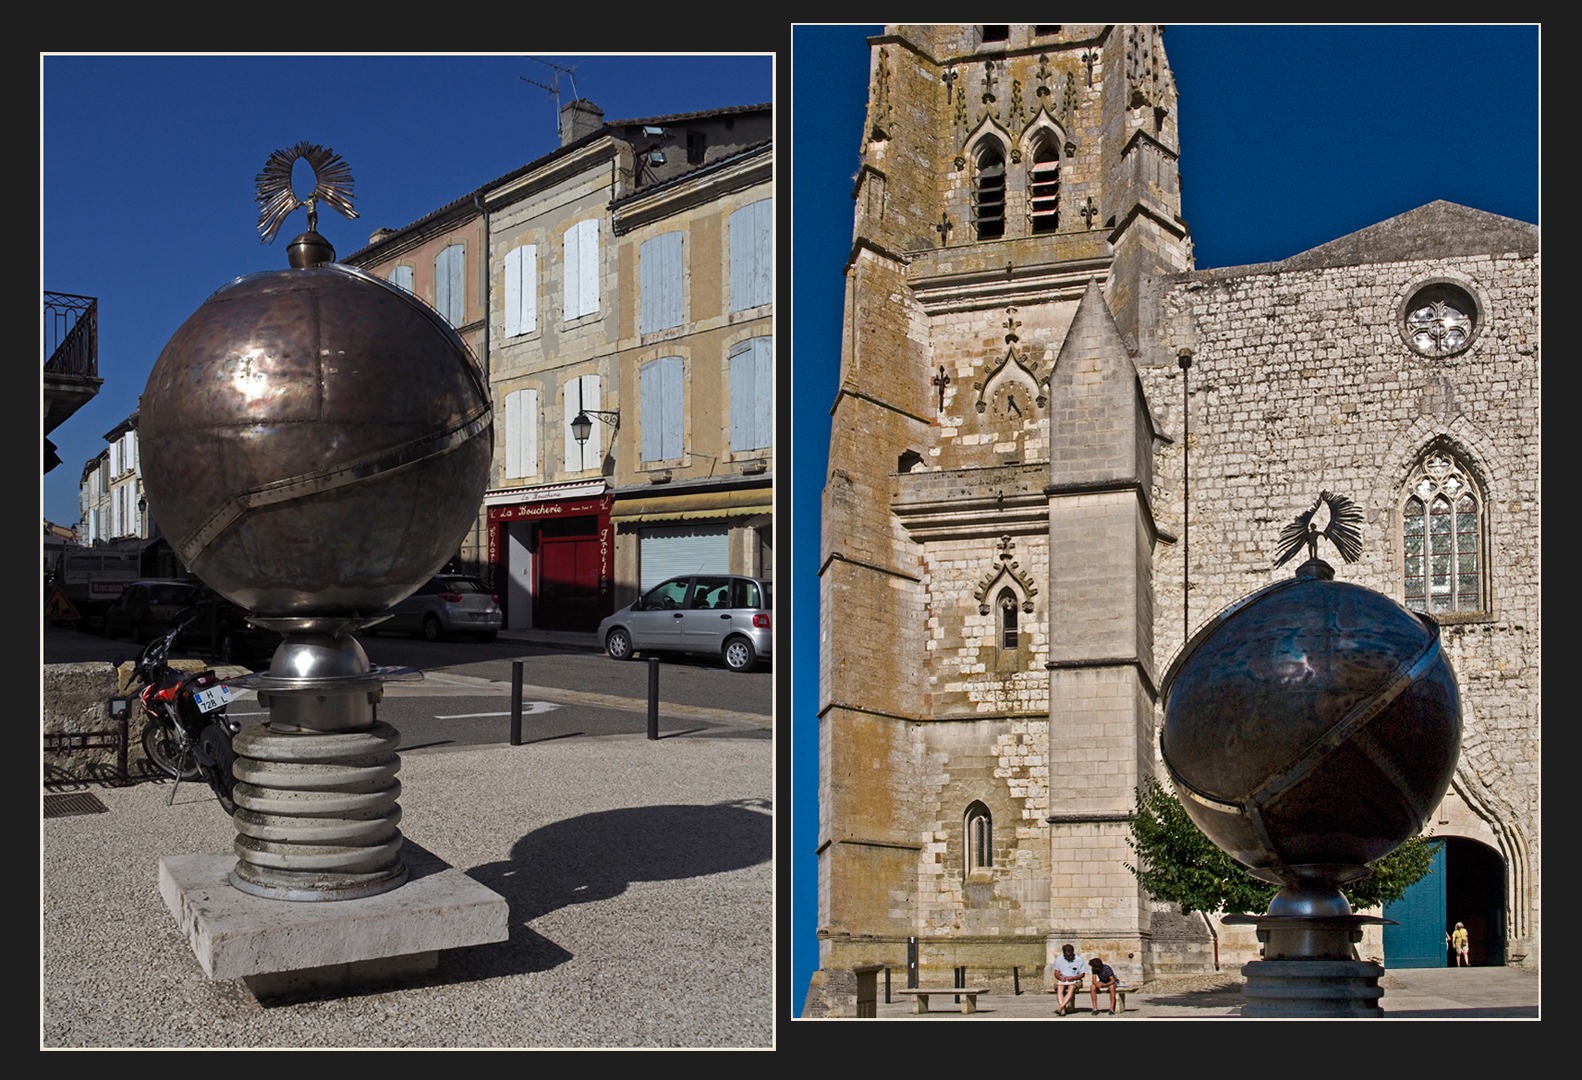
[521,57,587,142]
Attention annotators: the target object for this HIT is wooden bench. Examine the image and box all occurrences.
[895,986,988,1014]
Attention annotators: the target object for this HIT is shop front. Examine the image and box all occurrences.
[485,482,613,632]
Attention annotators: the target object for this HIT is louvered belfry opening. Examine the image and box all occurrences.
[974,145,1006,240]
[1030,141,1060,234]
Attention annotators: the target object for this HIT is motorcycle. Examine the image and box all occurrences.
[119,618,241,814]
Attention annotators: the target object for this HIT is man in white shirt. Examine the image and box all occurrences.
[1052,943,1085,1015]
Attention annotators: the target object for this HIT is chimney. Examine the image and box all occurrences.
[560,99,604,146]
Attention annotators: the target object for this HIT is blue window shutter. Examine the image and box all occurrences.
[731,337,772,451]
[436,244,465,326]
[730,199,772,311]
[641,362,662,462]
[389,265,413,293]
[641,232,683,333]
[661,356,683,459]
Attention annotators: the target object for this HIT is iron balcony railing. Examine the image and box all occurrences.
[44,292,98,378]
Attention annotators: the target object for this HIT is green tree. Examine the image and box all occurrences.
[1125,777,1441,916]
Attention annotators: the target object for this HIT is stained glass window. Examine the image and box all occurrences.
[1404,453,1482,614]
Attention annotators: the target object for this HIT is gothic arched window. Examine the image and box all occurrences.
[998,587,1019,649]
[1403,452,1484,615]
[1029,139,1060,234]
[974,144,1006,241]
[965,801,992,874]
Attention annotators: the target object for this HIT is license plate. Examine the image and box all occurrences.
[194,684,232,714]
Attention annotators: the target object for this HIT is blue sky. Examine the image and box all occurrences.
[42,52,773,527]
[789,24,1537,1018]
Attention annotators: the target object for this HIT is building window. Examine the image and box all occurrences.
[730,199,772,311]
[563,219,601,321]
[640,356,684,462]
[1029,138,1060,234]
[640,232,684,333]
[974,144,1006,241]
[1402,282,1478,358]
[1403,452,1484,615]
[965,801,992,875]
[729,337,772,452]
[981,25,1009,43]
[504,387,538,479]
[687,129,706,165]
[388,265,413,293]
[999,588,1019,649]
[504,245,537,338]
[563,373,602,473]
[435,243,465,327]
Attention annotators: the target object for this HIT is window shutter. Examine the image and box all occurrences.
[521,245,536,333]
[730,337,772,451]
[436,244,465,326]
[504,248,522,338]
[505,388,539,478]
[730,199,772,311]
[389,265,413,293]
[563,225,581,321]
[564,374,600,472]
[578,220,600,317]
[641,232,683,333]
[661,356,683,460]
[641,361,662,462]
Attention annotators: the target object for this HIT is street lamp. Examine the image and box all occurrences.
[571,408,621,448]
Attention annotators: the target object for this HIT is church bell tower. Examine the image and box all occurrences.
[816,24,1193,1004]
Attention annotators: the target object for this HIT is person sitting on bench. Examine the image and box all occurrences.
[1089,956,1119,1015]
[1052,943,1085,1014]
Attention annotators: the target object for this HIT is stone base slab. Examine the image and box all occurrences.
[158,840,508,996]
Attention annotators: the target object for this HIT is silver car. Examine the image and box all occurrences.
[598,574,771,672]
[374,574,502,642]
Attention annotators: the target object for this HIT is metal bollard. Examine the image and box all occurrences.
[907,936,918,988]
[1014,966,1021,995]
[884,966,891,1004]
[647,656,659,740]
[510,660,523,745]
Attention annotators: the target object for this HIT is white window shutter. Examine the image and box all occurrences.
[505,248,521,339]
[505,389,523,477]
[436,244,465,326]
[564,374,600,472]
[522,245,537,333]
[641,362,662,462]
[578,220,600,317]
[389,265,413,293]
[563,225,581,321]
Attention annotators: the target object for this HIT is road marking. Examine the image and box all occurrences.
[434,703,561,719]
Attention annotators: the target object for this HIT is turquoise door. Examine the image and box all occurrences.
[1383,844,1447,967]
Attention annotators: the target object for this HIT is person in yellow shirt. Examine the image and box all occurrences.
[1448,922,1469,967]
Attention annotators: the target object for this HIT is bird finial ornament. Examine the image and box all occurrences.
[1273,490,1364,569]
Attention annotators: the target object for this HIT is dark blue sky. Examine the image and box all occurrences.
[42,53,773,527]
[789,23,1537,1019]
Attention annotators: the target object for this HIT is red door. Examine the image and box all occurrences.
[537,536,602,631]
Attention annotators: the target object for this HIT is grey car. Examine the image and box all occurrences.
[103,579,197,642]
[598,574,772,672]
[374,574,502,642]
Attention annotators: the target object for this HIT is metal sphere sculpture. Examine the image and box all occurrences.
[1159,494,1461,893]
[139,143,491,623]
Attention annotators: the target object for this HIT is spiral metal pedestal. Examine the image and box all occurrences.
[229,631,414,902]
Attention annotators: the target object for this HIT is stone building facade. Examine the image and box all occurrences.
[347,101,771,630]
[813,24,1537,1011]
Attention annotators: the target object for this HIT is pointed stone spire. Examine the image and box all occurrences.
[1048,279,1155,490]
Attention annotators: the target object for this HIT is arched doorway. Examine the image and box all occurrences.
[1383,836,1505,967]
